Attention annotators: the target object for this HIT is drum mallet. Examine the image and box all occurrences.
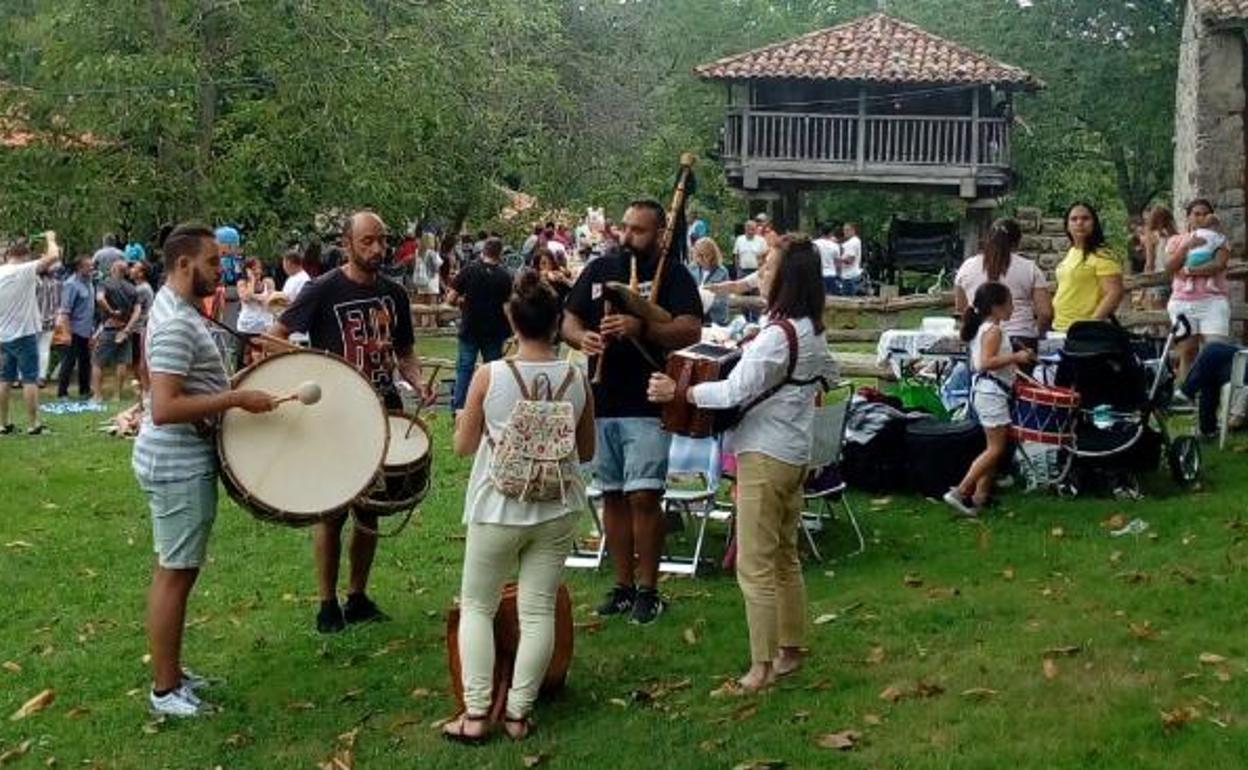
[273,381,322,407]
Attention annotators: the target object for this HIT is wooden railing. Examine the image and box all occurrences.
[722,110,1011,169]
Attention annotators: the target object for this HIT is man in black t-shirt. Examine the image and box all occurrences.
[271,211,435,634]
[91,260,142,402]
[446,237,513,411]
[563,199,703,625]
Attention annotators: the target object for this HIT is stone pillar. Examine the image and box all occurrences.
[1173,5,1246,255]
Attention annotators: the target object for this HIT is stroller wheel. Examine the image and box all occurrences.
[1168,435,1202,484]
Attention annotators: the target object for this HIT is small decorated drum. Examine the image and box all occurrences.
[218,350,389,527]
[1011,379,1080,446]
[355,413,433,517]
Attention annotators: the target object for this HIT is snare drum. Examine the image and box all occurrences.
[218,350,389,527]
[355,413,433,516]
[1011,379,1081,446]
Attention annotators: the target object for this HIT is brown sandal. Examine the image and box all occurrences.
[503,715,533,741]
[442,713,492,746]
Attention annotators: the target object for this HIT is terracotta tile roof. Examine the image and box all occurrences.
[1194,0,1248,25]
[695,13,1040,90]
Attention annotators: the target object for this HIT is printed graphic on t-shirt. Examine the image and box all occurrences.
[334,297,399,391]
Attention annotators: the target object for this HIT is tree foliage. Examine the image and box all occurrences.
[0,0,1182,252]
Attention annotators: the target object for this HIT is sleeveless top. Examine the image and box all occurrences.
[970,319,1016,392]
[463,359,589,526]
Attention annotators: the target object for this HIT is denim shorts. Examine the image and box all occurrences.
[142,475,218,569]
[593,417,671,493]
[94,330,133,367]
[1,335,39,384]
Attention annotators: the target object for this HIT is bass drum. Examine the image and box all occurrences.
[218,350,388,527]
[355,413,433,517]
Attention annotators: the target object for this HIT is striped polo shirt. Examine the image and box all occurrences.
[132,286,229,483]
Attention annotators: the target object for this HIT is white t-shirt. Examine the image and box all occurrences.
[733,234,768,271]
[814,238,841,278]
[0,261,42,342]
[283,270,310,304]
[839,236,863,280]
[954,253,1049,339]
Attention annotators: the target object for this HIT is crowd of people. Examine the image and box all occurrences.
[1,193,1245,741]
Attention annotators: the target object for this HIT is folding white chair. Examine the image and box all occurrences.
[660,435,731,576]
[801,384,865,560]
[1219,349,1248,450]
[567,466,607,570]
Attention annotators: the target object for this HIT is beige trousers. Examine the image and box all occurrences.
[458,513,575,718]
[734,452,807,663]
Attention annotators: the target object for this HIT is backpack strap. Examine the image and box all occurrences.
[503,359,531,400]
[736,319,801,417]
[552,364,579,400]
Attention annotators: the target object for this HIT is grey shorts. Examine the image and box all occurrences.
[94,331,133,367]
[142,475,218,569]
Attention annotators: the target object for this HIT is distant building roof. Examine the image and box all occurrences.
[0,82,104,149]
[1194,0,1248,27]
[695,12,1040,90]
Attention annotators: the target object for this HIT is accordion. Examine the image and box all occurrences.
[660,343,742,438]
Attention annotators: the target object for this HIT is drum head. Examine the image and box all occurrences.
[220,351,388,516]
[385,415,430,466]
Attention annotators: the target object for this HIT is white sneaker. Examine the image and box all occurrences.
[180,668,214,692]
[149,685,209,718]
[942,488,979,518]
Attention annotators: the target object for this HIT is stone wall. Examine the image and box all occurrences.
[1014,206,1068,275]
[1173,3,1246,256]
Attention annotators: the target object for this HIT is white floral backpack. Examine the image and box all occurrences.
[487,360,583,503]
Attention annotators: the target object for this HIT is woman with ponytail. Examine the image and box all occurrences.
[954,218,1052,351]
[945,282,1035,518]
[445,270,596,744]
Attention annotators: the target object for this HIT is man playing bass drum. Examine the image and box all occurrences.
[562,199,703,624]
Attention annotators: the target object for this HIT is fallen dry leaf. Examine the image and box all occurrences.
[1001,567,1015,581]
[222,732,252,748]
[1109,550,1123,565]
[65,706,90,719]
[812,613,838,625]
[926,586,960,599]
[573,620,604,635]
[522,753,549,768]
[961,688,1000,701]
[903,574,923,588]
[914,681,944,699]
[0,740,32,766]
[4,541,33,550]
[869,497,892,508]
[699,738,726,752]
[1160,705,1202,732]
[733,704,758,722]
[863,713,883,726]
[1128,621,1158,640]
[338,688,364,703]
[1198,652,1228,665]
[1050,526,1065,539]
[1214,667,1232,683]
[816,729,861,751]
[10,688,54,720]
[1101,512,1129,530]
[878,685,905,703]
[2,662,20,674]
[789,710,810,723]
[409,688,431,699]
[287,700,316,711]
[683,627,699,646]
[1042,659,1059,680]
[865,646,886,665]
[1043,645,1081,657]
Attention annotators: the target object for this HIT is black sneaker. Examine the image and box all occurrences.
[316,600,345,633]
[594,585,636,617]
[343,593,389,625]
[630,589,666,625]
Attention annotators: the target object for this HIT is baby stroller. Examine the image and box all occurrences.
[1013,317,1201,498]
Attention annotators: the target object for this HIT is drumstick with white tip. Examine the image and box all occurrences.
[273,381,322,407]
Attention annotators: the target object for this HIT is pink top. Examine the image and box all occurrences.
[1167,234,1228,301]
[954,253,1049,338]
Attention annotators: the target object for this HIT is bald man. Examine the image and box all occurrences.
[270,211,434,633]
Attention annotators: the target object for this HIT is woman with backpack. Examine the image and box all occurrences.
[648,235,835,693]
[444,270,596,745]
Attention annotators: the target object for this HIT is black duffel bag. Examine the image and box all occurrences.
[904,418,986,498]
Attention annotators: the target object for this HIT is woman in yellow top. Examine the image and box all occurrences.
[1052,202,1125,331]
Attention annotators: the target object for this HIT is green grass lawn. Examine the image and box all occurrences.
[2,402,1248,770]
